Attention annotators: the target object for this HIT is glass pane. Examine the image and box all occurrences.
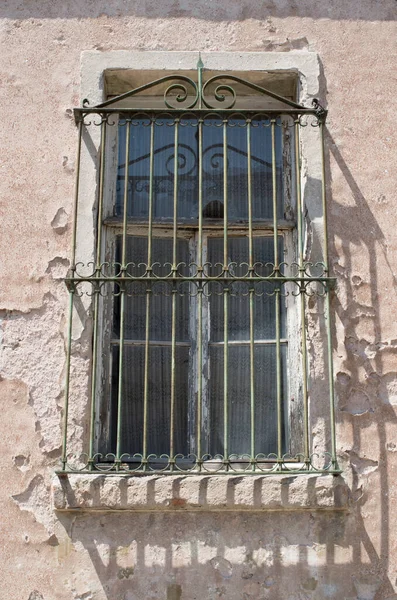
[227,119,248,220]
[153,119,175,219]
[254,344,287,455]
[207,236,286,342]
[176,116,199,219]
[208,345,286,457]
[117,116,285,222]
[116,118,151,218]
[113,236,190,341]
[251,116,284,220]
[202,117,224,219]
[116,118,198,220]
[111,345,190,457]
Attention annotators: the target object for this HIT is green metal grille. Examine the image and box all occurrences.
[60,59,339,475]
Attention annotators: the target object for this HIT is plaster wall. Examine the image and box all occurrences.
[0,2,397,599]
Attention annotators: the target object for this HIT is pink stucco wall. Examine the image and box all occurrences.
[1,2,397,599]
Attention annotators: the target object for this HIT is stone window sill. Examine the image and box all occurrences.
[52,473,350,512]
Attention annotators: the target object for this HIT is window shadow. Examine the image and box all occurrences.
[55,478,393,600]
[324,126,397,599]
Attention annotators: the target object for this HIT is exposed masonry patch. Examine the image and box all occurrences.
[28,592,44,600]
[241,555,257,580]
[341,388,373,415]
[263,36,310,52]
[376,194,387,204]
[301,576,318,591]
[13,454,30,472]
[62,156,75,176]
[264,576,275,588]
[337,361,397,414]
[349,304,376,320]
[0,293,65,454]
[352,275,364,286]
[379,372,397,405]
[211,557,233,579]
[337,372,373,415]
[72,593,93,600]
[347,451,378,477]
[51,207,68,234]
[117,567,134,580]
[352,576,382,600]
[12,474,55,534]
[46,257,70,280]
[47,534,59,547]
[345,336,397,363]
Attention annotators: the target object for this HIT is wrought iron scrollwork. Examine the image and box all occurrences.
[201,74,305,111]
[312,98,327,123]
[62,451,338,475]
[75,59,323,118]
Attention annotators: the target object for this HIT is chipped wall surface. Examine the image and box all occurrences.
[1,2,397,599]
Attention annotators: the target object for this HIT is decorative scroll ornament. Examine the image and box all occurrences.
[312,98,327,123]
[75,57,326,118]
[96,75,199,110]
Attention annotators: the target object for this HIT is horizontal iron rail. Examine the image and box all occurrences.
[110,338,289,346]
[111,339,192,347]
[208,339,288,346]
[103,217,296,230]
[74,107,321,120]
[57,469,342,477]
[66,275,336,284]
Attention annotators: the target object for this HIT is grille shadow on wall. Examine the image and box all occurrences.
[60,59,339,475]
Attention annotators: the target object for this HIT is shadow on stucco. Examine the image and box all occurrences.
[326,129,397,600]
[56,488,355,600]
[0,0,396,22]
[54,471,391,599]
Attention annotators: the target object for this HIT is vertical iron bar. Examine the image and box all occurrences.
[198,120,203,269]
[197,55,203,110]
[88,116,107,470]
[196,60,204,469]
[61,119,82,470]
[170,118,179,468]
[295,118,310,465]
[115,118,131,468]
[143,119,155,468]
[223,119,229,466]
[172,119,179,271]
[62,292,75,470]
[272,119,283,462]
[247,119,255,466]
[197,117,203,466]
[319,119,338,469]
[95,118,107,269]
[71,120,83,270]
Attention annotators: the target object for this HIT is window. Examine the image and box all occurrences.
[61,55,339,476]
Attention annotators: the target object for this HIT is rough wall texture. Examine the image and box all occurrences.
[1,1,397,599]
